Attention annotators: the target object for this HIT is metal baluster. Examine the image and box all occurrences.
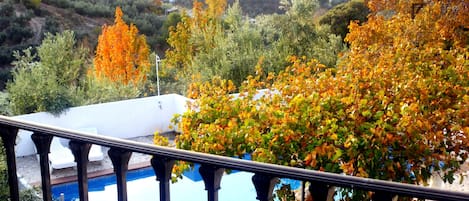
[199,165,224,201]
[31,133,53,201]
[252,173,278,201]
[373,191,396,201]
[151,156,175,201]
[308,181,330,201]
[301,181,305,201]
[69,140,91,201]
[108,148,132,201]
[0,126,19,201]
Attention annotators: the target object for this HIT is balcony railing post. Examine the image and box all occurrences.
[252,173,278,201]
[31,133,53,201]
[0,126,19,201]
[373,191,396,201]
[108,148,132,201]
[151,155,175,201]
[308,181,330,201]
[69,140,91,201]
[199,165,224,201]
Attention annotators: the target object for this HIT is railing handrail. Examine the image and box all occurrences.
[1,115,468,201]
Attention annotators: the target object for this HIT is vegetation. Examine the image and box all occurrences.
[0,140,8,200]
[5,7,155,115]
[163,0,345,92]
[41,0,167,49]
[165,0,469,200]
[0,2,34,66]
[7,31,88,115]
[319,0,370,40]
[0,0,359,199]
[0,0,466,200]
[92,7,150,85]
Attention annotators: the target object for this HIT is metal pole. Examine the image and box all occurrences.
[156,54,161,96]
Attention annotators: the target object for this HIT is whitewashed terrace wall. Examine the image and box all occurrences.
[13,94,189,157]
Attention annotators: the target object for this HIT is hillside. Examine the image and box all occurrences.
[0,0,292,69]
[0,0,352,90]
[0,2,111,68]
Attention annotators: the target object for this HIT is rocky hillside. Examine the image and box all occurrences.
[0,2,111,68]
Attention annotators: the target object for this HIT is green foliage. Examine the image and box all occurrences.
[42,0,113,17]
[43,16,61,35]
[0,67,12,90]
[257,0,346,69]
[42,0,166,50]
[158,12,181,47]
[0,139,9,201]
[24,0,42,9]
[193,1,265,87]
[319,0,370,40]
[0,92,12,116]
[0,2,35,66]
[19,187,42,201]
[78,76,142,105]
[0,44,33,67]
[165,0,346,94]
[7,31,88,115]
[145,52,186,95]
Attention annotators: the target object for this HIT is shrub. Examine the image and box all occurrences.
[0,139,8,200]
[170,1,468,200]
[319,0,370,40]
[7,31,88,115]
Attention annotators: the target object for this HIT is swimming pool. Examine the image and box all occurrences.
[52,165,301,201]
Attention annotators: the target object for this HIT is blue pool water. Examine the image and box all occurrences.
[52,165,301,201]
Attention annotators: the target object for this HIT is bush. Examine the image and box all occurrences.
[6,25,34,44]
[44,16,60,35]
[0,3,14,17]
[171,1,468,200]
[0,44,35,66]
[7,31,88,115]
[0,32,7,45]
[0,67,13,90]
[0,92,11,115]
[0,139,9,200]
[19,187,42,201]
[319,0,370,40]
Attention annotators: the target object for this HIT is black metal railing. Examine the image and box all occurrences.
[0,115,468,201]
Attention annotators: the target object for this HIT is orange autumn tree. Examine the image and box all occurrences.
[93,7,150,85]
[162,0,468,200]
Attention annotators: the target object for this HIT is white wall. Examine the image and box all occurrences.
[13,94,189,157]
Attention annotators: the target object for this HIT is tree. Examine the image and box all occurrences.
[258,0,346,68]
[7,31,88,115]
[92,7,150,85]
[319,0,370,40]
[167,0,468,200]
[164,0,345,92]
[192,1,265,87]
[164,11,194,79]
[164,0,227,75]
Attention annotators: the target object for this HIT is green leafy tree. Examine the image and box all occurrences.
[258,0,346,68]
[319,0,370,40]
[192,1,265,87]
[7,31,88,115]
[164,0,345,93]
[164,0,227,88]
